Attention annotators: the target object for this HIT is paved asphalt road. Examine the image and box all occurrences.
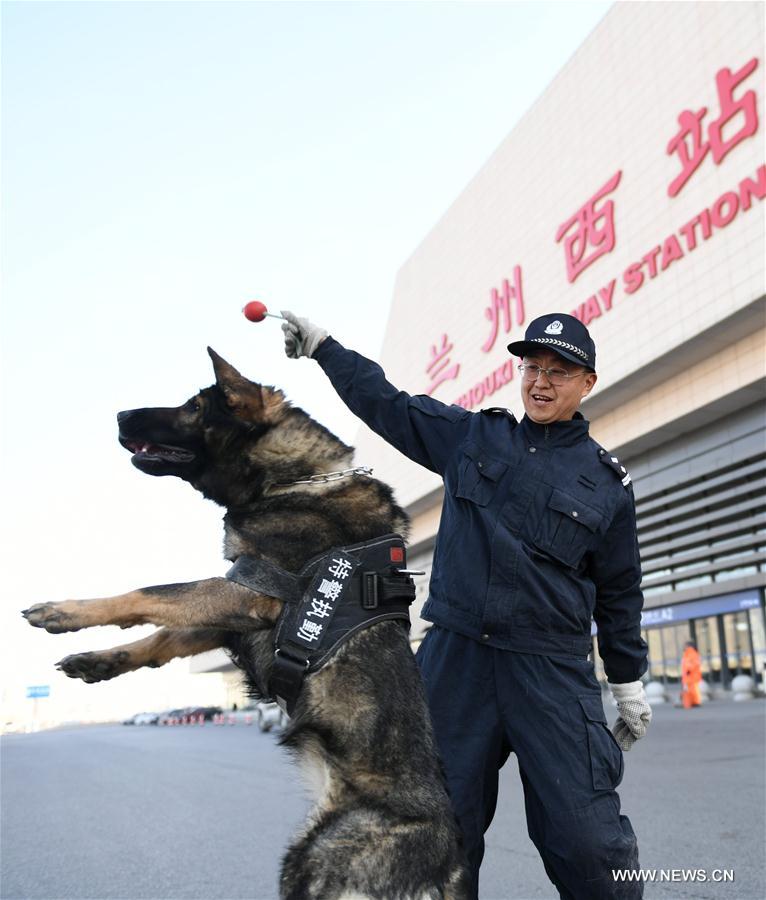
[1,699,764,900]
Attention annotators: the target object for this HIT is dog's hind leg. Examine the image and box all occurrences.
[55,627,227,683]
[22,577,281,634]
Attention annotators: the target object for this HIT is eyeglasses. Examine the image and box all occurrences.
[517,363,589,386]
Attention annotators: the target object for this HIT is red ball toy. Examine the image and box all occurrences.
[243,300,268,322]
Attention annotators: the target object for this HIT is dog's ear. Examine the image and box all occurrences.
[207,348,286,422]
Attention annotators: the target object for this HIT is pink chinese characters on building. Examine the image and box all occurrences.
[667,57,759,197]
[425,334,460,396]
[555,170,622,283]
[481,266,525,353]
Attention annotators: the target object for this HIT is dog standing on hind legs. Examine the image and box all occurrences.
[23,347,470,900]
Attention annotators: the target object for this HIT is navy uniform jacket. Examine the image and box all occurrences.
[315,337,648,684]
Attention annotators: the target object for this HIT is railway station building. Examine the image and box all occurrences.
[352,1,766,692]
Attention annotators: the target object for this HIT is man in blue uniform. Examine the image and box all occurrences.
[281,310,651,899]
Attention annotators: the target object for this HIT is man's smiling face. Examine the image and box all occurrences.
[520,349,597,424]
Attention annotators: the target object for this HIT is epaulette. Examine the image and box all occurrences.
[598,447,632,487]
[481,407,517,422]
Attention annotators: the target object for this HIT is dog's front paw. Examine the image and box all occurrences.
[56,650,129,683]
[22,602,82,634]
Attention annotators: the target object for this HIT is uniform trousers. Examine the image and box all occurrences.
[416,626,642,899]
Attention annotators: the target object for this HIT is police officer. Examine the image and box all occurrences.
[281,310,651,899]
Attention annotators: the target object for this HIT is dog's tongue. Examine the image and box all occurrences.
[128,441,158,454]
[128,441,193,460]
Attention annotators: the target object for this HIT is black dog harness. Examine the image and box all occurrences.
[225,534,418,714]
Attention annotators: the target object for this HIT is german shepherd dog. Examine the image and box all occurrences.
[23,349,469,900]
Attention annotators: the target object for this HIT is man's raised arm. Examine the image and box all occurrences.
[281,310,471,476]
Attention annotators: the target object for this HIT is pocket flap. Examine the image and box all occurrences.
[578,694,607,723]
[548,489,601,532]
[460,441,508,481]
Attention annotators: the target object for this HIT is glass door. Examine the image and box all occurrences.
[694,615,722,683]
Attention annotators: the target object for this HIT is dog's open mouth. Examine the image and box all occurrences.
[122,440,196,463]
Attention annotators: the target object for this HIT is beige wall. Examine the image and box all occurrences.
[591,320,766,456]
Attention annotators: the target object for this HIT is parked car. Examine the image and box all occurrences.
[226,702,287,732]
[133,711,160,725]
[157,708,190,725]
[185,705,222,721]
[228,704,259,724]
[122,711,157,725]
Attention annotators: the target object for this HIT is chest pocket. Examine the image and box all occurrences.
[455,442,508,507]
[533,488,602,568]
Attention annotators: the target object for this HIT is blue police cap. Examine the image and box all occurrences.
[507,313,596,370]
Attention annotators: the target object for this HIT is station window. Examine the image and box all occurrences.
[714,549,753,562]
[694,616,722,679]
[646,622,692,685]
[724,611,753,674]
[646,629,664,681]
[675,574,713,590]
[716,565,758,582]
[749,607,766,685]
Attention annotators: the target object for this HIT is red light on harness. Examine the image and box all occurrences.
[390,547,404,563]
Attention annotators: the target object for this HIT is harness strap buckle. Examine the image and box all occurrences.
[270,647,312,716]
[362,572,380,610]
[274,648,310,669]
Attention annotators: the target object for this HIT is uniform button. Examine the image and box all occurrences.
[529,447,536,453]
[478,462,483,469]
[572,510,579,518]
[481,633,490,641]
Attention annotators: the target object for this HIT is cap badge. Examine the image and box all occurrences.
[544,320,564,335]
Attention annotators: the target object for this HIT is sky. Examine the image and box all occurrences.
[1,0,612,723]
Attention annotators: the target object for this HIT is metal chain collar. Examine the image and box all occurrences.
[273,466,374,487]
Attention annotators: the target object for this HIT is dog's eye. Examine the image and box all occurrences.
[186,399,201,413]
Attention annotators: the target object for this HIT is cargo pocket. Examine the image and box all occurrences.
[533,488,602,568]
[578,694,624,791]
[454,441,508,507]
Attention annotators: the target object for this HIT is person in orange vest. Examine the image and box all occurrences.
[681,641,702,708]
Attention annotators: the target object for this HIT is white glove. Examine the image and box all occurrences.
[280,310,328,360]
[608,680,652,751]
